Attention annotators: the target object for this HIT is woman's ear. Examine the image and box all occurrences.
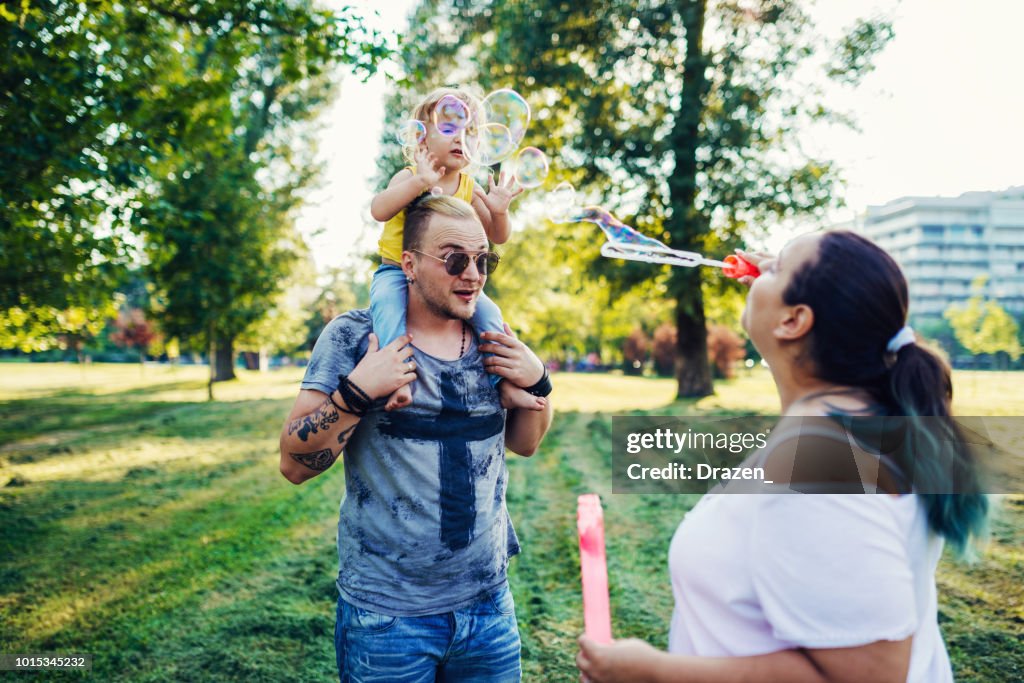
[773,303,814,341]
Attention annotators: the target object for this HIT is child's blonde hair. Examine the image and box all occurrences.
[401,87,484,163]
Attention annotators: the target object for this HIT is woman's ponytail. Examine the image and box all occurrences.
[887,343,988,554]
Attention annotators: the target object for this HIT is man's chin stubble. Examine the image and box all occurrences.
[422,294,475,322]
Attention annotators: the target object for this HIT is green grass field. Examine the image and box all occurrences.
[1,363,1021,681]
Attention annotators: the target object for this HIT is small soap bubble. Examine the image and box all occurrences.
[396,119,426,147]
[432,94,471,137]
[430,186,443,196]
[547,181,578,222]
[482,89,531,146]
[512,147,548,189]
[460,123,516,166]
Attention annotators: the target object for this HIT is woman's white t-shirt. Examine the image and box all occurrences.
[667,492,953,682]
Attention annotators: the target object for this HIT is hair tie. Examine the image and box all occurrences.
[887,326,915,353]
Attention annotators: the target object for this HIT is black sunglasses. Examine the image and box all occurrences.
[412,249,500,276]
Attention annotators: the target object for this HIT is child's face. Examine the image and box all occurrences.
[421,120,471,172]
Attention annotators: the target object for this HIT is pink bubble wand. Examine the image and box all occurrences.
[577,493,613,644]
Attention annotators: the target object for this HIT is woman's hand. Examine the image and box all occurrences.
[734,248,774,287]
[576,635,663,683]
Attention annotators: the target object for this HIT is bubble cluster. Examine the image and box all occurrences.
[512,147,549,188]
[394,87,565,198]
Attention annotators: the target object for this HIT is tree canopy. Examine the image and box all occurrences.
[2,1,390,367]
[379,0,893,395]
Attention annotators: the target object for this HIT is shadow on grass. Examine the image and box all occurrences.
[0,441,344,682]
[1,393,293,470]
[0,380,214,446]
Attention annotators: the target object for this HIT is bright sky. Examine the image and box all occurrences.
[297,0,1024,270]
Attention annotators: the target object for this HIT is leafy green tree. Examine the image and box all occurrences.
[1,2,389,381]
[1,3,150,335]
[945,277,1023,369]
[0,299,119,356]
[384,0,892,397]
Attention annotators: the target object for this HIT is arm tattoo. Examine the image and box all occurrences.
[289,448,337,472]
[286,400,340,442]
[337,424,356,448]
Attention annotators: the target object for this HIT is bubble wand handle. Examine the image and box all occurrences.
[718,254,761,280]
[577,494,612,644]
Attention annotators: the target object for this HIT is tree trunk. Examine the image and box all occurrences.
[208,332,215,401]
[667,0,713,398]
[212,335,236,382]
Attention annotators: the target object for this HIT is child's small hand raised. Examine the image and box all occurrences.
[473,169,523,217]
[413,147,445,188]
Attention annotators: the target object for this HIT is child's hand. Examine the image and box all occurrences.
[473,169,524,217]
[413,147,445,188]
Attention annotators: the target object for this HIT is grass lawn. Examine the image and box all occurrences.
[1,363,1021,681]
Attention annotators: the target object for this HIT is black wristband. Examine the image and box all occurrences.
[327,390,357,416]
[346,375,372,405]
[336,374,371,416]
[524,368,552,397]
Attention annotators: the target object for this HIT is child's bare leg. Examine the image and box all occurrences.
[385,382,413,411]
[499,380,547,411]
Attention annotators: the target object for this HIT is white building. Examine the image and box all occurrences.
[856,186,1024,322]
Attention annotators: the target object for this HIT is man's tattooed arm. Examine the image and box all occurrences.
[286,423,357,474]
[286,399,340,442]
[280,392,365,483]
[289,448,337,472]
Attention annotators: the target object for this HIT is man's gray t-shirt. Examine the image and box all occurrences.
[301,310,520,616]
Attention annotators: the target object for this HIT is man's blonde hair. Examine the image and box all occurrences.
[403,195,481,252]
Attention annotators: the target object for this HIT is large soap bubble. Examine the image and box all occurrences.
[482,89,530,147]
[432,94,471,137]
[460,123,516,166]
[511,147,548,188]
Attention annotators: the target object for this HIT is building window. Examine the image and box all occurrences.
[921,225,944,237]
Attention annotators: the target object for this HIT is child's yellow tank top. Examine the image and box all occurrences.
[378,169,476,263]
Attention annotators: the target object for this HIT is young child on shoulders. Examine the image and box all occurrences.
[369,86,545,412]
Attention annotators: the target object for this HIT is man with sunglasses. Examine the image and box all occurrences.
[279,195,553,682]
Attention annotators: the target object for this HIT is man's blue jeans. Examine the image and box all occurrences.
[334,584,521,682]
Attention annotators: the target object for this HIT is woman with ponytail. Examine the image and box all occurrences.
[577,231,987,683]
